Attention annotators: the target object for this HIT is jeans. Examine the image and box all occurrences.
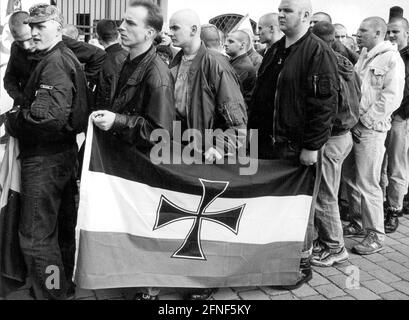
[19,147,78,300]
[381,115,409,211]
[315,133,353,251]
[343,123,387,241]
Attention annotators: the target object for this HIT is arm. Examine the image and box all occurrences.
[6,59,74,138]
[63,36,106,85]
[214,66,248,156]
[3,44,27,106]
[303,46,339,151]
[360,55,405,129]
[93,80,175,149]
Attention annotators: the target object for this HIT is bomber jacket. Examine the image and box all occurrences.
[394,45,409,120]
[250,30,339,151]
[94,43,128,111]
[230,53,256,109]
[355,41,405,132]
[169,43,248,155]
[4,35,106,107]
[109,46,175,150]
[5,41,88,157]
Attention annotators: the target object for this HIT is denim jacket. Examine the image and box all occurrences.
[355,41,405,132]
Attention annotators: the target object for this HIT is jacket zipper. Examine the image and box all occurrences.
[272,71,283,146]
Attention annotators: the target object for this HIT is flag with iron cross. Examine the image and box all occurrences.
[75,122,315,289]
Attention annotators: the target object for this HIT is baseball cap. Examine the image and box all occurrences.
[25,4,63,25]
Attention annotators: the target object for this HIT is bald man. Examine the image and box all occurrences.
[250,0,339,289]
[382,17,409,232]
[200,24,224,54]
[342,17,405,255]
[225,30,256,106]
[310,11,332,27]
[258,13,284,54]
[241,28,263,70]
[168,10,247,299]
[62,24,79,40]
[334,24,347,45]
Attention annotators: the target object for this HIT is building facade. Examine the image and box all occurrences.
[54,0,168,37]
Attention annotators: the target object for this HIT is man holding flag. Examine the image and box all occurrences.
[249,0,339,288]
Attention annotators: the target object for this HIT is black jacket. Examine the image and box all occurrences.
[6,41,89,157]
[250,30,339,151]
[230,53,256,109]
[95,43,128,111]
[394,46,409,120]
[109,46,175,150]
[4,35,106,107]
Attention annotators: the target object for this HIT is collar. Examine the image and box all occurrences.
[105,43,124,54]
[231,52,248,64]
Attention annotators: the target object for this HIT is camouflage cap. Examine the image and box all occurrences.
[25,4,63,25]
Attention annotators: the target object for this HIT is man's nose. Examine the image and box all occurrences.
[118,21,125,32]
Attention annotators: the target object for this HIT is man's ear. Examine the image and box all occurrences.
[303,11,310,22]
[146,28,156,40]
[191,25,198,36]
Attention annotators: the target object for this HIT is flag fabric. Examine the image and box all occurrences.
[0,137,25,297]
[232,14,254,35]
[75,124,316,290]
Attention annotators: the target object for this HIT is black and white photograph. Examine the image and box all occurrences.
[0,0,409,307]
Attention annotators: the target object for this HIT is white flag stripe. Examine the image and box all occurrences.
[77,171,312,245]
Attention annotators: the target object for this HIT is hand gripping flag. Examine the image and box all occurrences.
[75,123,316,289]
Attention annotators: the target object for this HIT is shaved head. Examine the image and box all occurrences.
[363,16,387,37]
[299,0,313,13]
[334,24,347,31]
[260,13,280,27]
[171,9,201,31]
[390,17,409,30]
[9,11,30,38]
[230,30,251,47]
[201,24,221,50]
[62,24,79,40]
[278,0,313,37]
[387,17,409,50]
[225,30,250,57]
[169,9,202,51]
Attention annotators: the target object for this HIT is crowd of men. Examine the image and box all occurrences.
[1,0,409,300]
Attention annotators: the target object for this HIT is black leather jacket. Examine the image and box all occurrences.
[6,41,88,157]
[250,30,339,151]
[95,43,128,111]
[394,46,409,120]
[109,46,175,150]
[4,35,106,107]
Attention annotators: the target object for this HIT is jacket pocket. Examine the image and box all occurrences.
[31,88,52,120]
[369,67,386,88]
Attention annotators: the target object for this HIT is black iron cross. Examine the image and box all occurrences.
[154,179,246,261]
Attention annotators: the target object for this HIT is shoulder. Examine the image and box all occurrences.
[205,49,237,75]
[146,53,174,88]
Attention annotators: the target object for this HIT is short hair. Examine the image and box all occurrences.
[9,11,29,33]
[97,19,119,42]
[230,30,251,47]
[156,45,173,61]
[129,0,163,33]
[312,21,335,43]
[313,12,332,23]
[363,16,387,37]
[333,23,346,30]
[201,24,221,49]
[389,17,409,30]
[62,24,79,40]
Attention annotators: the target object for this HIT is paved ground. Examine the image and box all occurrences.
[4,216,409,301]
